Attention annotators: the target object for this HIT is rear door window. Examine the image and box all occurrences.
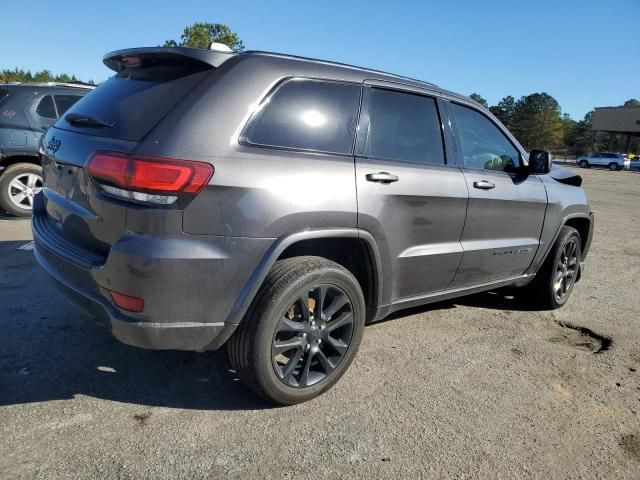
[56,61,212,141]
[54,95,82,116]
[36,95,57,119]
[241,79,361,155]
[361,88,445,165]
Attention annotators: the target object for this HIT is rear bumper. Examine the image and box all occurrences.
[35,245,234,350]
[32,196,273,350]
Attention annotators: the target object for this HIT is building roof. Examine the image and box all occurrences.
[593,106,640,133]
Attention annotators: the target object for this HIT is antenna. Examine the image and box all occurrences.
[209,42,233,53]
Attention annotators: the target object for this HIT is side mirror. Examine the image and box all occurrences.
[528,149,552,175]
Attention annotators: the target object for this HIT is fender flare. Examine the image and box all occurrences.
[224,228,385,326]
[528,211,594,276]
[0,153,41,168]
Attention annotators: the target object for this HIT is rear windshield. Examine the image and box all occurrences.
[55,61,211,141]
[0,89,8,104]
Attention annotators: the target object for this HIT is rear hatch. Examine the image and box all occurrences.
[38,48,233,259]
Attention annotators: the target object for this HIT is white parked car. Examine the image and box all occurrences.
[577,152,628,171]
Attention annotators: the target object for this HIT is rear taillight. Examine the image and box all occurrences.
[86,151,214,205]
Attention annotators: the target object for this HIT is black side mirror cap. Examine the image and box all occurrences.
[528,149,552,175]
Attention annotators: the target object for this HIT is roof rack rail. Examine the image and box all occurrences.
[19,81,95,89]
[243,50,439,89]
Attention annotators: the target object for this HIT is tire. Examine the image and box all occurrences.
[227,256,366,405]
[578,160,588,168]
[0,163,43,217]
[608,162,619,171]
[526,226,582,310]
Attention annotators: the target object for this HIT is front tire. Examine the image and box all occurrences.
[0,163,43,217]
[227,256,366,405]
[578,160,588,168]
[526,226,582,310]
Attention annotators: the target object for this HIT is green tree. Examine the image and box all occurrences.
[510,93,563,150]
[623,98,640,107]
[163,22,244,51]
[469,93,488,108]
[565,110,608,155]
[560,113,577,147]
[489,95,517,129]
[1,67,92,85]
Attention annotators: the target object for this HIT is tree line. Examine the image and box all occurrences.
[3,22,637,155]
[0,23,242,87]
[469,93,640,155]
[0,67,95,85]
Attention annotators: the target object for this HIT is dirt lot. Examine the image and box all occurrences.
[1,165,639,479]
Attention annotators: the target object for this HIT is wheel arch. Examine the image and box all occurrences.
[0,154,41,172]
[528,212,593,281]
[564,215,592,258]
[225,229,385,328]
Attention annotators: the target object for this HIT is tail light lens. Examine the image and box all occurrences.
[86,151,214,205]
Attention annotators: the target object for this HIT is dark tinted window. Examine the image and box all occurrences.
[0,89,8,104]
[364,88,445,164]
[242,79,361,154]
[54,95,82,116]
[451,103,520,172]
[57,61,211,141]
[36,95,57,119]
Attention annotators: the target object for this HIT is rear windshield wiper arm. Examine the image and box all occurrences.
[65,113,115,128]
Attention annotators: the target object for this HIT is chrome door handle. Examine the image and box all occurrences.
[366,172,399,184]
[473,180,495,190]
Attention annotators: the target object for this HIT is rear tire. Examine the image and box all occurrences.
[227,256,366,405]
[525,226,582,310]
[0,163,43,217]
[608,162,619,171]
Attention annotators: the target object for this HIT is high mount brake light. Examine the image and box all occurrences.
[86,152,214,205]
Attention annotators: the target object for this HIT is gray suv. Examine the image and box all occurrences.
[0,82,93,216]
[33,46,594,405]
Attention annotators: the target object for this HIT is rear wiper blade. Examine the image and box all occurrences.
[65,113,115,128]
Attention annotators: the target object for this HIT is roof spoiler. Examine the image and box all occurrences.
[103,47,237,72]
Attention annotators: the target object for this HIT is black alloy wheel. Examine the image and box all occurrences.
[553,236,579,303]
[227,256,365,405]
[271,284,354,388]
[525,226,582,310]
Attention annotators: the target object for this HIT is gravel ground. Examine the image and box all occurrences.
[1,165,639,479]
